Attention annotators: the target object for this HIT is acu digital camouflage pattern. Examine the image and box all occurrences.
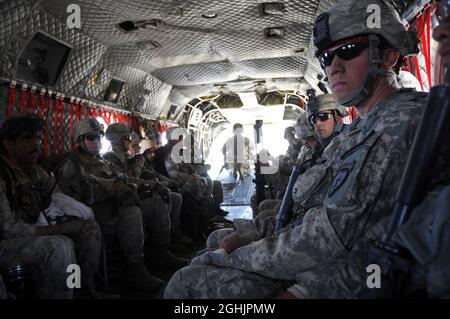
[314,0,418,57]
[292,184,450,299]
[164,89,428,299]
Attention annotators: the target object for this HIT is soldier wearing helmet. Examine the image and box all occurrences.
[56,118,171,293]
[128,132,142,156]
[165,0,430,300]
[306,93,347,147]
[101,123,189,269]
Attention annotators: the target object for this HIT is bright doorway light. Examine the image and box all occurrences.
[96,117,111,155]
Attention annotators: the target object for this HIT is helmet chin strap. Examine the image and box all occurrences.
[337,35,388,107]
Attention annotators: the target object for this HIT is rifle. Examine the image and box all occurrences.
[273,150,322,231]
[253,120,266,206]
[274,164,301,231]
[361,72,450,297]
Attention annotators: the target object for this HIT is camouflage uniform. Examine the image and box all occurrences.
[55,148,146,264]
[0,156,101,298]
[290,184,450,299]
[165,89,427,298]
[102,149,179,248]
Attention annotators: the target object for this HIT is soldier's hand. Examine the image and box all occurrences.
[219,232,242,253]
[113,182,140,207]
[154,182,171,203]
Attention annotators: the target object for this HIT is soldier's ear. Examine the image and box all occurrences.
[381,49,401,70]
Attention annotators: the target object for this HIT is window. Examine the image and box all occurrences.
[17,32,72,86]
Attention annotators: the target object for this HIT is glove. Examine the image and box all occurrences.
[113,182,140,207]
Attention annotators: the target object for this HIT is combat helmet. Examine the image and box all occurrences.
[295,112,315,139]
[313,0,419,106]
[105,123,132,142]
[130,132,141,146]
[307,93,348,125]
[73,118,104,143]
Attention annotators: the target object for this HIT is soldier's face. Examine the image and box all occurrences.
[82,133,102,155]
[5,132,42,165]
[146,142,156,161]
[324,38,370,102]
[433,16,450,66]
[312,110,336,139]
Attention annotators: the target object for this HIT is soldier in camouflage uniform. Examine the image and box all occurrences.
[306,93,348,148]
[128,132,142,156]
[0,117,102,298]
[55,118,166,292]
[165,0,427,298]
[103,123,192,254]
[222,123,254,182]
[289,1,450,299]
[141,140,194,246]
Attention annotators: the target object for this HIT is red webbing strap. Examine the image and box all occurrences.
[418,9,431,89]
[424,7,432,88]
[413,56,424,91]
[404,57,411,73]
[43,91,53,159]
[78,102,84,121]
[52,94,60,156]
[105,111,111,125]
[69,97,75,150]
[19,84,28,117]
[59,95,65,157]
[7,82,17,118]
[88,105,96,118]
[37,89,46,118]
[28,86,36,115]
[75,99,80,125]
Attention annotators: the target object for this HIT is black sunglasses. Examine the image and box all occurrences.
[309,112,333,125]
[84,133,103,141]
[319,42,369,68]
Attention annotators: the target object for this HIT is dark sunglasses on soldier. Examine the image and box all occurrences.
[319,42,369,68]
[84,133,103,141]
[123,136,132,142]
[309,112,333,125]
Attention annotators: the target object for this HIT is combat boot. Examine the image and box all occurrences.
[171,228,194,247]
[147,247,189,270]
[123,261,165,292]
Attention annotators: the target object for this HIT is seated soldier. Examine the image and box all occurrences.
[208,109,327,251]
[0,117,103,298]
[306,93,348,148]
[289,1,450,299]
[164,0,428,299]
[55,118,166,292]
[128,132,142,157]
[141,140,194,247]
[102,123,190,262]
